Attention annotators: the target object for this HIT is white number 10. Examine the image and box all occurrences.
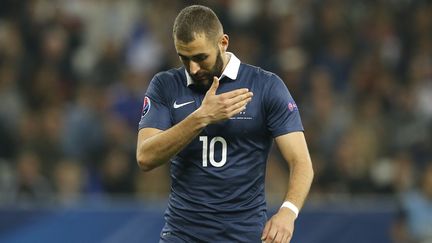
[199,136,227,167]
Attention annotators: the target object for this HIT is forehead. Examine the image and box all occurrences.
[175,34,215,56]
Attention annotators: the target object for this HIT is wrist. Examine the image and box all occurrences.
[280,201,299,219]
[191,108,210,128]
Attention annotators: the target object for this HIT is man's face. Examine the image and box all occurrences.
[175,34,224,91]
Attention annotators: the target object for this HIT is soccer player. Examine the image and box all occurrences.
[136,5,314,243]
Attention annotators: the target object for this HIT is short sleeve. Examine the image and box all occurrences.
[138,75,172,130]
[264,74,304,137]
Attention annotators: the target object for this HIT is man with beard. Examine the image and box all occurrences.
[136,5,314,243]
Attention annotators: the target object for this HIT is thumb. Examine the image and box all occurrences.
[208,76,219,95]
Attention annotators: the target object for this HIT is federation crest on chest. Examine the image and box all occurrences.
[229,110,253,120]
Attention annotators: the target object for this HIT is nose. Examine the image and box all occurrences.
[189,61,200,75]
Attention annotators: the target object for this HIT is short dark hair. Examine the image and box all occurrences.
[173,5,223,43]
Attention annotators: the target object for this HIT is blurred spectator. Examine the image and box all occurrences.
[61,83,106,164]
[302,66,351,159]
[91,40,123,86]
[398,162,432,242]
[52,158,85,205]
[8,150,53,205]
[0,159,14,204]
[106,70,149,130]
[410,53,432,123]
[64,0,141,76]
[370,152,416,195]
[391,209,415,243]
[100,148,135,197]
[0,64,24,132]
[135,164,170,201]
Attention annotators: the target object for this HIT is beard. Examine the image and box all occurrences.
[190,50,224,92]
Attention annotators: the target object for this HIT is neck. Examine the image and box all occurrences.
[221,52,231,73]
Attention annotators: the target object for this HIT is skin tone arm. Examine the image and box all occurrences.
[136,77,253,171]
[262,131,314,243]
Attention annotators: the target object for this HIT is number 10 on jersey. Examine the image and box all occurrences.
[199,136,227,167]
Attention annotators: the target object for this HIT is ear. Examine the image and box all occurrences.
[220,34,229,52]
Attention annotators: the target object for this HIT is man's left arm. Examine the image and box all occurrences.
[262,131,314,243]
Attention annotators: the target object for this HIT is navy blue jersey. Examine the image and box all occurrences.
[139,54,303,242]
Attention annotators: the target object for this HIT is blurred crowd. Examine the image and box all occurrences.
[0,0,431,241]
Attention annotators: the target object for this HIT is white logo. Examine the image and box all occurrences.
[229,110,252,120]
[173,100,194,109]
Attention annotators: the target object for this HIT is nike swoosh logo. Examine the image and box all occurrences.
[173,100,194,109]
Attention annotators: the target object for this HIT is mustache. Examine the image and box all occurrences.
[192,72,211,80]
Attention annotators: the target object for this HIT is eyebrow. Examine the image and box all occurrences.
[178,53,208,60]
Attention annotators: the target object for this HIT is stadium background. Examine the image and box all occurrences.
[0,0,431,242]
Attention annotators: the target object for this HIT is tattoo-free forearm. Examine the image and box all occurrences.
[284,158,314,210]
[136,109,209,171]
[275,132,314,211]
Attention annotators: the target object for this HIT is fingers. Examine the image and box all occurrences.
[265,227,279,243]
[273,231,284,243]
[261,221,271,242]
[232,91,253,105]
[282,233,292,243]
[229,106,246,117]
[207,76,220,95]
[223,90,253,107]
[262,220,293,243]
[201,83,253,122]
[219,89,253,117]
[228,97,252,117]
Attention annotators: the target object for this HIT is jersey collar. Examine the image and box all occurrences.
[185,52,241,86]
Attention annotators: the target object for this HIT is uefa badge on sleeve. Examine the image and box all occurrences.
[288,102,298,112]
[141,96,151,117]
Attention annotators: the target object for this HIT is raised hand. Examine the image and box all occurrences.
[195,76,253,125]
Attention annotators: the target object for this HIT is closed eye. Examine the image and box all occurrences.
[178,54,208,63]
[192,55,208,62]
[179,55,189,62]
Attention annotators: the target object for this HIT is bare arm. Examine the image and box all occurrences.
[136,117,205,171]
[136,77,253,171]
[276,131,314,210]
[262,131,314,243]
